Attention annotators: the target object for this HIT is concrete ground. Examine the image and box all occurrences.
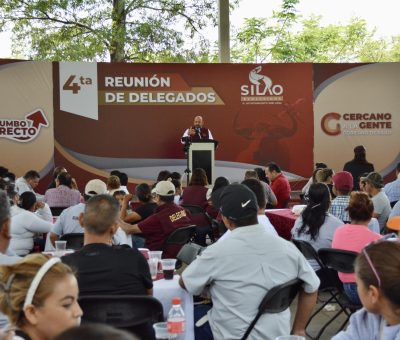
[290,292,350,340]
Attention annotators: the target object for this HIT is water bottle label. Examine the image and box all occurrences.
[167,320,185,333]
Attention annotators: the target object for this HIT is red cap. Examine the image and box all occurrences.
[172,297,181,305]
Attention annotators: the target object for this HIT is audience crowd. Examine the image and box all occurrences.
[0,147,399,339]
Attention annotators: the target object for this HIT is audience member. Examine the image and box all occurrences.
[44,172,81,208]
[180,184,320,340]
[301,162,328,195]
[55,324,140,340]
[363,172,392,231]
[62,194,152,296]
[15,170,41,197]
[156,170,172,183]
[120,183,157,248]
[171,178,183,204]
[343,145,374,191]
[47,166,67,189]
[180,168,209,209]
[49,179,107,247]
[384,162,400,205]
[107,175,121,194]
[206,176,230,219]
[0,254,82,340]
[120,181,192,258]
[332,192,382,305]
[0,190,20,331]
[10,191,53,255]
[291,183,343,270]
[315,168,335,198]
[333,241,400,339]
[113,190,126,207]
[170,172,182,180]
[0,190,20,266]
[218,178,278,242]
[110,170,129,194]
[265,162,291,208]
[359,172,369,193]
[329,171,353,223]
[244,170,277,207]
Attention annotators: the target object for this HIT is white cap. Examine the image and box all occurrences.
[85,179,107,196]
[152,180,175,196]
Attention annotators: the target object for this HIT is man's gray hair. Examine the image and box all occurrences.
[0,190,10,229]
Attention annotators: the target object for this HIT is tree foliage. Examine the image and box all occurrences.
[232,12,400,63]
[0,0,219,62]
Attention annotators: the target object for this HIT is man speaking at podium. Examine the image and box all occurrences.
[182,115,213,142]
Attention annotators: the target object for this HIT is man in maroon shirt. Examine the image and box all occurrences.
[120,180,192,258]
[181,116,214,142]
[265,162,291,208]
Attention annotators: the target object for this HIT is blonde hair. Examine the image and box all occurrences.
[107,175,121,190]
[0,254,74,328]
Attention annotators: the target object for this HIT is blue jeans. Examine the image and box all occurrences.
[343,282,361,305]
[194,304,214,340]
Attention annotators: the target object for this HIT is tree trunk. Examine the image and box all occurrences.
[110,0,126,62]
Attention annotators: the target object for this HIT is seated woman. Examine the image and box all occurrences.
[333,241,400,340]
[180,168,209,209]
[291,183,343,271]
[332,192,382,305]
[0,254,82,340]
[10,192,53,255]
[120,183,157,248]
[206,176,230,219]
[315,168,335,199]
[44,172,81,208]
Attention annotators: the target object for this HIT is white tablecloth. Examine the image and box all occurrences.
[153,275,194,340]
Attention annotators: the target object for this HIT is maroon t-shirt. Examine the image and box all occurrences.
[138,203,192,258]
[180,185,208,209]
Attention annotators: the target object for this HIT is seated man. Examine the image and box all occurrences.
[15,170,43,199]
[179,184,320,340]
[120,180,192,258]
[49,179,107,247]
[62,194,152,296]
[265,162,291,208]
[330,171,353,223]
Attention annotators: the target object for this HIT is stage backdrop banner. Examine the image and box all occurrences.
[0,61,54,177]
[314,63,400,176]
[53,62,314,182]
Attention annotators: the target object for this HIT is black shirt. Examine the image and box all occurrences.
[62,243,152,296]
[343,160,374,191]
[134,202,157,222]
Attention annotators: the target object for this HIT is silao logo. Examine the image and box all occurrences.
[241,66,284,96]
[0,109,49,142]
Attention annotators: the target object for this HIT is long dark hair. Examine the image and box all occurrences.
[297,183,331,240]
[353,145,368,164]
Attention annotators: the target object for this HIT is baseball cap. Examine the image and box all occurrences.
[332,171,353,191]
[152,180,175,196]
[216,184,258,221]
[364,172,384,188]
[85,179,107,196]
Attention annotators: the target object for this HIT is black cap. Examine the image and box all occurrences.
[214,184,258,221]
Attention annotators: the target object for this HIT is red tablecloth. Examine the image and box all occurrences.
[266,209,298,240]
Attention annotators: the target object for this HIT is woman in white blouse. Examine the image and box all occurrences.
[10,191,53,255]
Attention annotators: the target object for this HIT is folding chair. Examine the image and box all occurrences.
[176,242,205,266]
[292,239,343,339]
[317,248,361,339]
[163,225,196,258]
[50,206,68,216]
[240,278,302,340]
[79,295,164,339]
[181,204,205,214]
[59,233,84,250]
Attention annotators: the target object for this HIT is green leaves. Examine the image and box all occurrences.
[1,0,218,62]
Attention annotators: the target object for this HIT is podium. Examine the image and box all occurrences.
[187,139,218,185]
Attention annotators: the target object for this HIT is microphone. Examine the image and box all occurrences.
[195,127,201,139]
